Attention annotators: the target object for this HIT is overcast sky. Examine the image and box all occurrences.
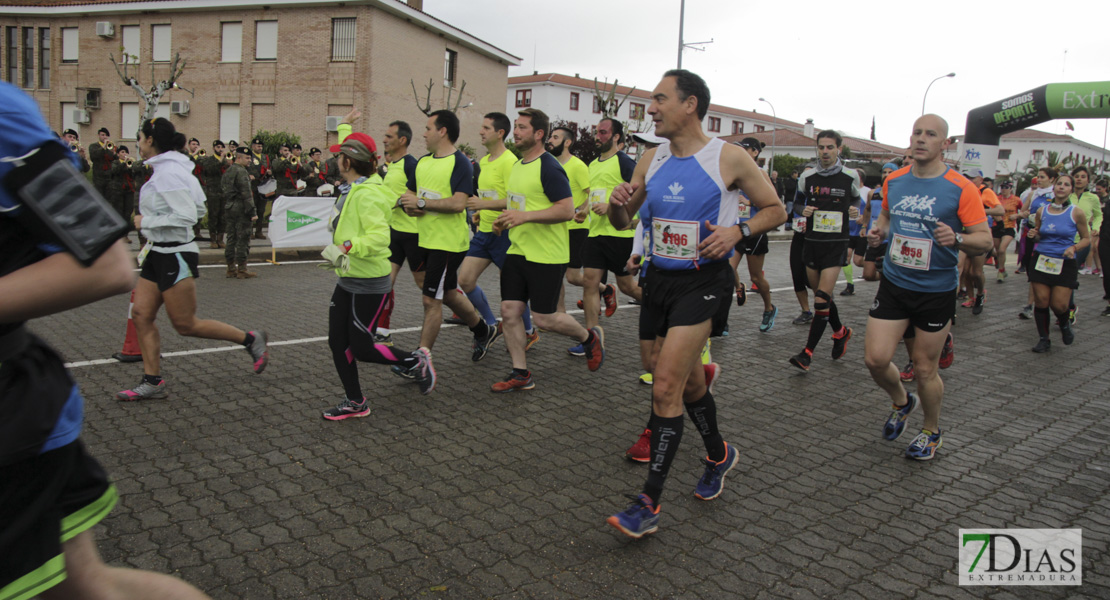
[425,0,1109,153]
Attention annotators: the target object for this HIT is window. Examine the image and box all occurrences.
[120,102,139,139]
[593,96,616,114]
[443,48,457,87]
[708,116,721,133]
[569,92,579,111]
[514,89,531,108]
[593,95,601,114]
[755,124,766,132]
[38,28,49,89]
[6,28,15,83]
[61,101,76,133]
[1032,149,1044,163]
[629,102,645,120]
[219,104,241,144]
[61,27,77,62]
[121,25,139,64]
[152,25,171,62]
[22,27,33,88]
[732,121,743,135]
[221,22,242,62]
[255,21,277,60]
[998,149,1011,160]
[331,18,355,61]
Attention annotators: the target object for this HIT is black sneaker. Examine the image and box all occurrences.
[972,294,985,315]
[792,311,813,325]
[839,283,855,296]
[1032,337,1051,353]
[471,322,502,362]
[789,349,812,372]
[735,282,747,307]
[1060,322,1075,345]
[831,326,852,360]
[1101,306,1110,317]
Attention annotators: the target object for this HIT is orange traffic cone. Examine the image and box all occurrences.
[112,290,144,363]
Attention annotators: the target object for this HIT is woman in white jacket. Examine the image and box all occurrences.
[117,117,269,401]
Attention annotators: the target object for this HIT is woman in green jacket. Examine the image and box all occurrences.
[321,132,435,421]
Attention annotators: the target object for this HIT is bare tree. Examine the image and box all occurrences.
[591,77,636,119]
[110,51,186,132]
[411,78,471,116]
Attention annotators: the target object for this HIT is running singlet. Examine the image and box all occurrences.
[1034,204,1078,259]
[409,150,474,252]
[881,166,986,292]
[849,187,869,236]
[383,155,418,233]
[868,188,883,232]
[587,151,637,238]
[476,150,517,234]
[640,138,740,271]
[999,195,1022,229]
[796,164,861,243]
[1025,188,1053,227]
[505,152,573,264]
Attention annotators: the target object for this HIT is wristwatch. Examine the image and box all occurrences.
[416,197,426,209]
[739,223,751,240]
[954,233,964,247]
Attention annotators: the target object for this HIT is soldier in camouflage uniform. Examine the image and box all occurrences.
[108,145,138,242]
[223,147,259,278]
[247,137,273,239]
[200,140,230,248]
[88,127,115,200]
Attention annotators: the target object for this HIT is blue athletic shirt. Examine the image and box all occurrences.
[849,188,868,236]
[881,166,986,292]
[1026,190,1053,228]
[1034,204,1078,258]
[868,188,883,232]
[640,138,740,271]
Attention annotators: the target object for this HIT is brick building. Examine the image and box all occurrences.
[0,0,520,152]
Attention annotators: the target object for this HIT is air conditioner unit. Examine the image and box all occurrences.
[170,100,190,115]
[73,109,91,124]
[325,116,341,132]
[82,88,101,110]
[95,22,114,38]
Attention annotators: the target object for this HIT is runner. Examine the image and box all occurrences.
[459,112,539,349]
[489,108,604,392]
[604,70,786,537]
[729,137,778,331]
[786,168,813,325]
[545,125,595,315]
[788,130,862,372]
[1027,173,1090,352]
[859,162,896,282]
[957,169,1003,315]
[396,110,501,367]
[1016,168,1057,319]
[864,114,990,460]
[841,168,869,296]
[992,180,1022,283]
[319,132,435,420]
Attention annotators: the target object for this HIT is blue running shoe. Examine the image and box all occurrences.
[567,343,586,356]
[391,364,417,380]
[759,305,778,332]
[607,494,660,539]
[882,392,918,441]
[904,429,942,461]
[694,442,739,500]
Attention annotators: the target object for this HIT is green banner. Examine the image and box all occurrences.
[1045,81,1110,119]
[286,210,322,231]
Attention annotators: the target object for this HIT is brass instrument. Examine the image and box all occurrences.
[199,149,206,157]
[70,142,80,152]
[292,156,300,165]
[126,159,134,168]
[105,140,115,151]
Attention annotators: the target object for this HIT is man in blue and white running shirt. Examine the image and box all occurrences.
[604,70,786,538]
[864,114,991,462]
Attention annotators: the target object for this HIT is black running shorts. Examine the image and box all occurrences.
[500,254,567,315]
[1027,252,1079,289]
[803,240,849,272]
[567,229,590,270]
[583,235,633,276]
[422,250,466,300]
[388,229,427,272]
[863,241,888,263]
[735,233,769,256]
[139,251,199,292]
[643,261,730,338]
[868,278,956,333]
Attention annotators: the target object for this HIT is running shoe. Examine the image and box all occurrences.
[471,322,502,362]
[789,349,812,372]
[576,299,602,315]
[584,326,605,371]
[1015,267,1026,275]
[1101,306,1110,317]
[601,284,618,317]
[882,392,918,441]
[1080,267,1093,275]
[607,494,660,539]
[116,379,168,401]
[577,299,583,310]
[792,311,813,325]
[625,429,651,462]
[759,305,778,332]
[939,334,955,369]
[900,361,916,382]
[246,330,269,374]
[904,429,942,461]
[957,289,968,301]
[704,362,721,394]
[972,293,985,315]
[694,442,739,500]
[524,328,540,351]
[997,270,1006,283]
[322,397,370,420]
[391,363,418,380]
[831,326,852,360]
[700,339,712,365]
[444,313,466,325]
[839,282,855,296]
[639,373,653,385]
[1069,306,1077,326]
[1018,305,1033,320]
[1032,337,1051,353]
[372,332,394,347]
[735,282,747,307]
[960,298,975,308]
[491,371,535,393]
[412,347,436,395]
[567,343,585,357]
[1060,322,1075,345]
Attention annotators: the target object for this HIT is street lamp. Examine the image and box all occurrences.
[922,72,955,115]
[676,0,712,68]
[759,97,776,177]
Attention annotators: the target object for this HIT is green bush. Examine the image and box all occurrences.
[252,130,302,157]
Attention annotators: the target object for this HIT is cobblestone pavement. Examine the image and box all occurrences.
[32,241,1110,599]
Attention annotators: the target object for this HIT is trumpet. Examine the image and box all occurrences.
[105,140,115,151]
[70,142,81,152]
[199,149,206,157]
[292,156,300,165]
[126,159,134,168]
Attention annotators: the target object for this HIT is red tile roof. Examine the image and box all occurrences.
[719,130,906,157]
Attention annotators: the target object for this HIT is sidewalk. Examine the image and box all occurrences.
[126,228,323,265]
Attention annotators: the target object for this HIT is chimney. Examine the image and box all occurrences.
[406,0,423,10]
[804,118,814,138]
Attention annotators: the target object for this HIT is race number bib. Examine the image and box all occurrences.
[793,216,806,231]
[652,218,699,260]
[507,192,526,211]
[1035,254,1063,275]
[478,189,497,200]
[737,203,751,220]
[136,240,153,267]
[589,188,608,208]
[417,187,442,202]
[889,233,932,270]
[813,210,843,233]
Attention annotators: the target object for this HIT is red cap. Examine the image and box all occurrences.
[329,132,378,162]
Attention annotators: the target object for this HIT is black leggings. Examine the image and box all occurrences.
[1100,236,1110,300]
[329,285,416,400]
[790,233,809,293]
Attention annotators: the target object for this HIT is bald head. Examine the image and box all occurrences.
[915,114,949,139]
[908,113,952,171]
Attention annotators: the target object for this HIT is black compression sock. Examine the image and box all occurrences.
[142,374,163,385]
[828,299,843,331]
[242,332,255,347]
[469,320,490,338]
[642,414,683,506]
[685,391,725,462]
[1034,307,1050,338]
